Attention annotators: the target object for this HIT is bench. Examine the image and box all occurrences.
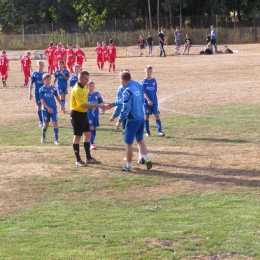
[33,51,46,60]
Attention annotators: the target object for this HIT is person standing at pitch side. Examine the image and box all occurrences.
[210,25,217,54]
[70,70,106,167]
[158,27,166,57]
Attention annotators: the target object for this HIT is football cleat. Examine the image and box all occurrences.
[146,159,153,170]
[76,160,88,167]
[86,157,101,164]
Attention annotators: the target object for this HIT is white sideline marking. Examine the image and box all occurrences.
[158,82,260,122]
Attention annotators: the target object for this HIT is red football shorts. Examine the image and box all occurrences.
[48,57,54,65]
[23,70,31,77]
[108,56,116,63]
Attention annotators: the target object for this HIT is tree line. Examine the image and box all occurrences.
[0,0,259,34]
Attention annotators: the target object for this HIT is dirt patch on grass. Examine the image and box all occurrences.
[191,253,254,260]
[146,238,179,247]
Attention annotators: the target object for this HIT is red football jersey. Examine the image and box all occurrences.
[54,50,64,61]
[67,49,75,63]
[61,48,66,57]
[95,46,103,58]
[0,55,9,70]
[102,46,108,55]
[21,55,31,70]
[75,49,85,63]
[107,44,116,57]
[44,47,54,57]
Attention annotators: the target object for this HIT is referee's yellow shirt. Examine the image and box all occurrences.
[70,83,88,113]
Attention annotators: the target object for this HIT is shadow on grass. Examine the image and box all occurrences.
[132,164,260,188]
[190,138,250,143]
[99,146,203,156]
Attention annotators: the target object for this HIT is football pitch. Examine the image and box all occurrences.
[0,44,260,259]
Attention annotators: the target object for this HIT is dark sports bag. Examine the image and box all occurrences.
[205,48,213,55]
[200,51,205,55]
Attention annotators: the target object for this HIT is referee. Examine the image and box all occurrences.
[158,27,166,57]
[70,70,105,167]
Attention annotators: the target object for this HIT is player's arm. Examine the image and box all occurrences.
[20,62,23,72]
[30,63,33,72]
[53,76,57,86]
[60,71,69,81]
[7,62,10,71]
[55,94,65,112]
[40,98,54,114]
[118,90,132,123]
[144,92,153,106]
[29,77,34,100]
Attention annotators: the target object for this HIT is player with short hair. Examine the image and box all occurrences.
[95,42,103,70]
[115,71,152,172]
[158,27,166,57]
[142,65,165,137]
[210,25,217,54]
[21,51,33,87]
[69,65,80,88]
[174,26,182,55]
[44,42,55,74]
[39,73,64,145]
[146,33,154,57]
[107,39,116,73]
[67,43,75,73]
[54,60,70,111]
[101,41,108,69]
[70,70,106,167]
[182,34,192,55]
[0,51,9,87]
[137,35,146,56]
[29,60,46,127]
[87,81,104,150]
[75,44,86,70]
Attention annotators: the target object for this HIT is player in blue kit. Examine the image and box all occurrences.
[54,60,70,111]
[69,64,80,88]
[87,81,104,150]
[29,60,46,127]
[210,25,217,54]
[39,73,65,145]
[174,26,182,55]
[115,71,152,172]
[142,65,165,137]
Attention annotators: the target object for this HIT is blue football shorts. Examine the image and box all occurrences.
[35,93,41,106]
[88,117,99,127]
[58,86,68,95]
[144,104,160,115]
[42,107,58,123]
[124,118,144,144]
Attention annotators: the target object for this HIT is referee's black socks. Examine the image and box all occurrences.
[84,142,91,160]
[73,143,81,162]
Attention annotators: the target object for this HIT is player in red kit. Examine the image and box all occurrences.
[54,44,64,69]
[0,51,9,87]
[61,42,67,66]
[44,42,55,74]
[107,39,116,73]
[95,42,103,70]
[67,43,75,73]
[101,41,108,70]
[21,52,33,87]
[75,44,86,70]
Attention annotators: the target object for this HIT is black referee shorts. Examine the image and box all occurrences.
[70,110,90,136]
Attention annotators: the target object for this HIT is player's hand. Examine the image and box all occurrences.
[106,103,114,110]
[116,122,121,130]
[48,108,54,114]
[60,106,65,113]
[99,103,106,113]
[109,116,115,122]
[148,101,153,106]
[29,94,33,100]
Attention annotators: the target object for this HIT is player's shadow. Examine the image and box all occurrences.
[190,138,250,143]
[132,164,260,188]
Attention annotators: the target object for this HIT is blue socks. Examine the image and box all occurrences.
[90,130,96,145]
[156,119,162,133]
[42,128,47,138]
[145,120,150,134]
[38,110,43,124]
[61,100,65,109]
[54,128,59,141]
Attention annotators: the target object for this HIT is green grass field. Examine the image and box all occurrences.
[1,48,260,259]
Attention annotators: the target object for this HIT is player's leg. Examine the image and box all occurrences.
[122,120,137,171]
[135,118,152,170]
[59,88,66,111]
[71,111,86,166]
[41,110,50,143]
[24,70,30,87]
[112,60,116,72]
[83,115,101,164]
[144,105,151,136]
[187,45,191,54]
[35,94,43,126]
[154,105,164,136]
[51,109,60,145]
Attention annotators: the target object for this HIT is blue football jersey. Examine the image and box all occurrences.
[31,71,46,93]
[87,91,104,119]
[211,29,216,39]
[69,75,78,87]
[142,78,158,105]
[39,85,58,110]
[54,69,70,88]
